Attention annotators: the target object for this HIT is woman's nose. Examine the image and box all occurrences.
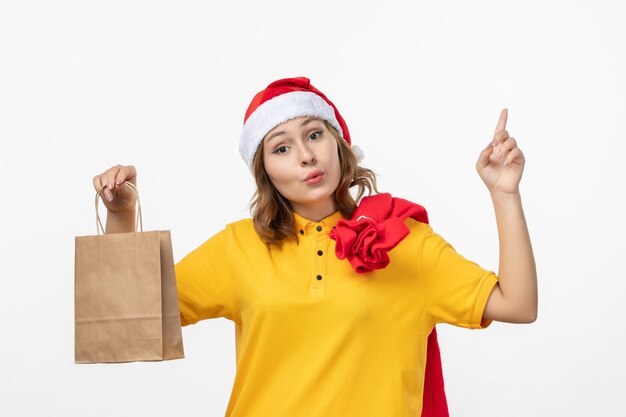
[299,144,316,165]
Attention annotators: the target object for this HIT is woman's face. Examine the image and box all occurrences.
[262,116,341,217]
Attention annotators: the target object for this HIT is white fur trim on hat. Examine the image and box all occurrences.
[351,144,365,163]
[239,91,344,171]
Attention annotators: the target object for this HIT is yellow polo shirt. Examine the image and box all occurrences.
[174,209,499,417]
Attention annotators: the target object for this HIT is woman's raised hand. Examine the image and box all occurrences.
[476,108,526,196]
[92,165,137,213]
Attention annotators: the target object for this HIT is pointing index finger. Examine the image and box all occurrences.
[494,108,508,135]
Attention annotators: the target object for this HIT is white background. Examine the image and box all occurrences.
[1,0,624,416]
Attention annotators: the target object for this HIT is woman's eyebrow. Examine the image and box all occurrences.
[265,117,320,144]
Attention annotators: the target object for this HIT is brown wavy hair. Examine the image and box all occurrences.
[249,119,379,246]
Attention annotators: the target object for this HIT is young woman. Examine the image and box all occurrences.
[93,76,537,417]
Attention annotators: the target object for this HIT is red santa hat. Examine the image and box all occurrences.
[239,76,364,172]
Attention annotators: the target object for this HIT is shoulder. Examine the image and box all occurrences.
[402,217,455,255]
[390,218,447,264]
[225,217,255,231]
[221,217,265,246]
[402,217,434,242]
[194,217,259,249]
[383,217,433,264]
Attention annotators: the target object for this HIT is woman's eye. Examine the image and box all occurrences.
[309,131,322,140]
[274,146,288,154]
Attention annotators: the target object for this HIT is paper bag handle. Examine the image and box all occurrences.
[95,180,144,235]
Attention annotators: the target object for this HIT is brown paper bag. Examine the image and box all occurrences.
[74,181,184,363]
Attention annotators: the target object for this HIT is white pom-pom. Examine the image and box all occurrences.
[351,144,365,163]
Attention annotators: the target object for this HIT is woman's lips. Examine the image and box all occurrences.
[305,172,324,184]
[304,169,323,180]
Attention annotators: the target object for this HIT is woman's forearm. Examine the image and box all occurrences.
[490,191,538,321]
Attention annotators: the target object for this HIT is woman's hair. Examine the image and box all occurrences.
[249,119,379,246]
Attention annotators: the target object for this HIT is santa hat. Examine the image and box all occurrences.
[239,76,364,172]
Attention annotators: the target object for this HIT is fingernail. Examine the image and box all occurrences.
[107,191,112,201]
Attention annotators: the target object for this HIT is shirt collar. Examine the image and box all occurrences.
[293,210,346,237]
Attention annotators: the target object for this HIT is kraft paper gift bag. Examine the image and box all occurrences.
[74,181,184,363]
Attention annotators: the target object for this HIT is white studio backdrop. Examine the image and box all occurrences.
[1,0,624,416]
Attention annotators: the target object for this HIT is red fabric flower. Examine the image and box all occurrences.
[330,192,429,273]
